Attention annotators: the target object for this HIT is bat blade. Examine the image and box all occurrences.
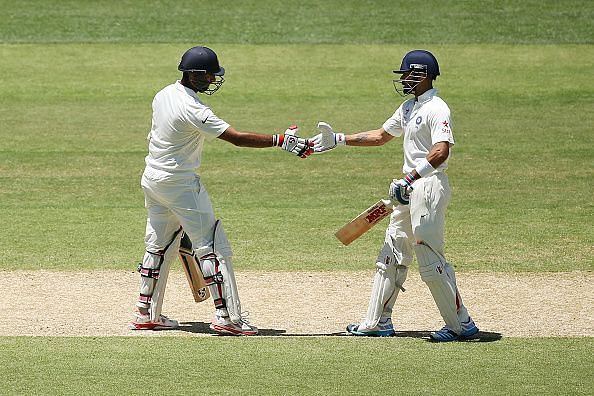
[335,199,393,245]
[179,232,210,303]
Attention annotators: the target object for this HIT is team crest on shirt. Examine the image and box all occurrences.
[415,116,422,125]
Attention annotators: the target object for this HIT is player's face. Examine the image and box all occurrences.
[393,68,428,97]
[400,71,417,94]
[188,72,214,92]
[189,71,224,95]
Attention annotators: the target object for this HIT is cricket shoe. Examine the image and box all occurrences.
[346,318,395,337]
[430,319,479,342]
[129,312,179,330]
[210,315,258,336]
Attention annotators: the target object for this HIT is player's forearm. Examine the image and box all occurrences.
[345,129,390,146]
[218,128,273,148]
[425,141,450,168]
[230,132,274,148]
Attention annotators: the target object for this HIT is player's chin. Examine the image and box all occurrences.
[196,84,210,93]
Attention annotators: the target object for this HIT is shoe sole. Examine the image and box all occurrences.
[129,322,178,330]
[210,323,258,336]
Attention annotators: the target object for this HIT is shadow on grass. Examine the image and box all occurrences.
[395,330,503,343]
[176,322,502,341]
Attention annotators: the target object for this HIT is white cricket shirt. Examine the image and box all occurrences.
[145,81,230,175]
[383,88,455,174]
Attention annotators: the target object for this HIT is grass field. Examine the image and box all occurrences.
[0,0,593,394]
[1,337,592,395]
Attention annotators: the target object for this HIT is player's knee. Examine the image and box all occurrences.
[414,243,445,282]
[412,224,433,245]
[377,235,413,268]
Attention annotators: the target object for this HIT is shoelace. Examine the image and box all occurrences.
[238,311,252,325]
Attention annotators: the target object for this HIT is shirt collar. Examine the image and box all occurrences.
[175,80,197,97]
[416,88,438,103]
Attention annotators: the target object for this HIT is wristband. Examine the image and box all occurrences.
[403,172,417,187]
[272,134,284,147]
[336,133,346,145]
[415,158,435,178]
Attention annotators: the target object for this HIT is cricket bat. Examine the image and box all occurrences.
[179,232,210,303]
[335,199,393,245]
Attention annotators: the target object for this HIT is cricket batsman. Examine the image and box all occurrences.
[312,50,479,341]
[130,46,312,335]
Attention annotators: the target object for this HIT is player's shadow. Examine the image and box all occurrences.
[176,321,288,336]
[172,322,502,341]
[175,322,347,336]
[393,330,503,343]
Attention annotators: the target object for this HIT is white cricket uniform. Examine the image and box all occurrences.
[141,81,230,255]
[382,88,454,256]
[363,88,471,328]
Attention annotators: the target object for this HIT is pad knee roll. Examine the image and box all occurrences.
[415,242,462,333]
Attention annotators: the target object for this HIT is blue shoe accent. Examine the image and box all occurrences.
[460,320,479,339]
[430,327,459,342]
[431,320,479,342]
[346,319,395,337]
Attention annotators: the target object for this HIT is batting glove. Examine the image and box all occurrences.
[273,125,313,158]
[312,121,346,153]
[389,173,417,205]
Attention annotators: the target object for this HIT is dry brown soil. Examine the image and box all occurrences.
[1,270,592,338]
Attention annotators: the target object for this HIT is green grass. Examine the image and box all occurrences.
[0,43,593,271]
[1,0,592,44]
[0,337,592,395]
[0,2,592,396]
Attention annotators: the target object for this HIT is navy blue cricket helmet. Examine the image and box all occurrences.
[178,46,225,76]
[393,49,440,78]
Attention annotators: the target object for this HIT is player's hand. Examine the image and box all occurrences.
[389,178,414,205]
[312,121,346,153]
[274,125,313,158]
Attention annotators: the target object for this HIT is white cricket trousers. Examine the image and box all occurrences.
[141,167,217,256]
[386,171,451,264]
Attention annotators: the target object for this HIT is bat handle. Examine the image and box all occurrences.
[382,198,395,207]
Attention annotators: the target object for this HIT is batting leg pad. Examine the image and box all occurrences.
[362,261,408,330]
[415,242,463,334]
[199,254,242,324]
[136,228,183,321]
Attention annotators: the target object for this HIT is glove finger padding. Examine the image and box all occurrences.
[317,121,334,134]
[313,121,342,153]
[389,179,413,205]
[280,127,312,158]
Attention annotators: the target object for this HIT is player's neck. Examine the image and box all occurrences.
[414,85,433,100]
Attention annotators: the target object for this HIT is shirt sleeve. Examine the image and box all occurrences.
[429,105,455,145]
[382,104,404,137]
[186,105,230,139]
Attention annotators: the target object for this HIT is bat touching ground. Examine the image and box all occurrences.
[335,199,394,245]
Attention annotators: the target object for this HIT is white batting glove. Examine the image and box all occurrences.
[312,121,346,154]
[273,125,313,158]
[389,177,415,205]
